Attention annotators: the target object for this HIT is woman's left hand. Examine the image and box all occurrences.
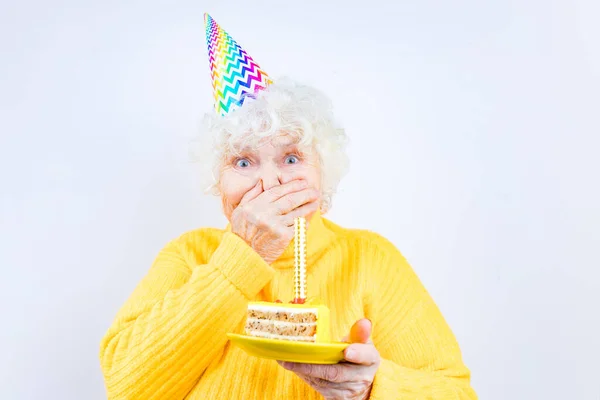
[278,319,380,400]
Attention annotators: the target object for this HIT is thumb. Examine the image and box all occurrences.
[348,318,372,344]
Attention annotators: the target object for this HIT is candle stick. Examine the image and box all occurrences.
[293,217,307,303]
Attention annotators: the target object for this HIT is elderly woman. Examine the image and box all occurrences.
[99,15,476,400]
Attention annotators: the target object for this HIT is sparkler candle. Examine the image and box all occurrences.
[293,217,307,303]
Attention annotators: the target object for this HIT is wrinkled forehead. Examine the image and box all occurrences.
[229,132,311,154]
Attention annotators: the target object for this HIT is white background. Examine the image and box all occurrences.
[1,0,599,399]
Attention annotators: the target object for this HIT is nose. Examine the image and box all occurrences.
[260,163,282,191]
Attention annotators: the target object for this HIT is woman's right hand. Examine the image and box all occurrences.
[230,180,320,264]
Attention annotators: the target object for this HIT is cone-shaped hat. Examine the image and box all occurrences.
[204,13,272,116]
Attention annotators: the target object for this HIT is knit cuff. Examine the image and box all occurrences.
[209,232,274,299]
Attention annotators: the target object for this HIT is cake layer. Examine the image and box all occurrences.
[246,318,317,328]
[245,318,317,337]
[245,301,331,343]
[247,309,317,323]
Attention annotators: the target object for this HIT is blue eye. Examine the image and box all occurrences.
[236,159,250,168]
[285,155,299,164]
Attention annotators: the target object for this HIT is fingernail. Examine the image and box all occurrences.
[345,348,354,360]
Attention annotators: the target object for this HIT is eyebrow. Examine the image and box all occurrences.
[234,142,301,154]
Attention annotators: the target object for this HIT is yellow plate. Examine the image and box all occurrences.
[227,333,349,364]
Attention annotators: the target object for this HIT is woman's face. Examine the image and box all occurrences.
[219,135,321,221]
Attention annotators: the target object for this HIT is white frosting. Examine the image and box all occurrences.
[247,318,317,327]
[248,304,319,315]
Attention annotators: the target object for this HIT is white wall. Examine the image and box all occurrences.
[1,0,599,399]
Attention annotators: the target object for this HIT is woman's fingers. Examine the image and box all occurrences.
[239,181,263,205]
[282,200,320,225]
[273,188,320,214]
[261,179,308,203]
[240,179,308,207]
[278,362,348,383]
[277,319,380,398]
[343,343,380,366]
[231,180,317,264]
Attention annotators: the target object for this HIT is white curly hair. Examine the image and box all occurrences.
[196,77,349,213]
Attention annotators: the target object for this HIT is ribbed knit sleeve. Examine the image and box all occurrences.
[99,231,274,400]
[364,237,477,399]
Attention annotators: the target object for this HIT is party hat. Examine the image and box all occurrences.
[204,13,272,116]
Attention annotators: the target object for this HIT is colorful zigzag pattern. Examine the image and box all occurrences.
[204,13,272,116]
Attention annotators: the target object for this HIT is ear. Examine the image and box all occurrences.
[210,182,222,196]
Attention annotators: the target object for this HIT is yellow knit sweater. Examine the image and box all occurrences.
[100,213,477,399]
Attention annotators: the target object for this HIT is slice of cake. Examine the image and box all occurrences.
[244,301,331,343]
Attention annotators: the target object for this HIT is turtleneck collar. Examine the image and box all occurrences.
[225,210,336,269]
